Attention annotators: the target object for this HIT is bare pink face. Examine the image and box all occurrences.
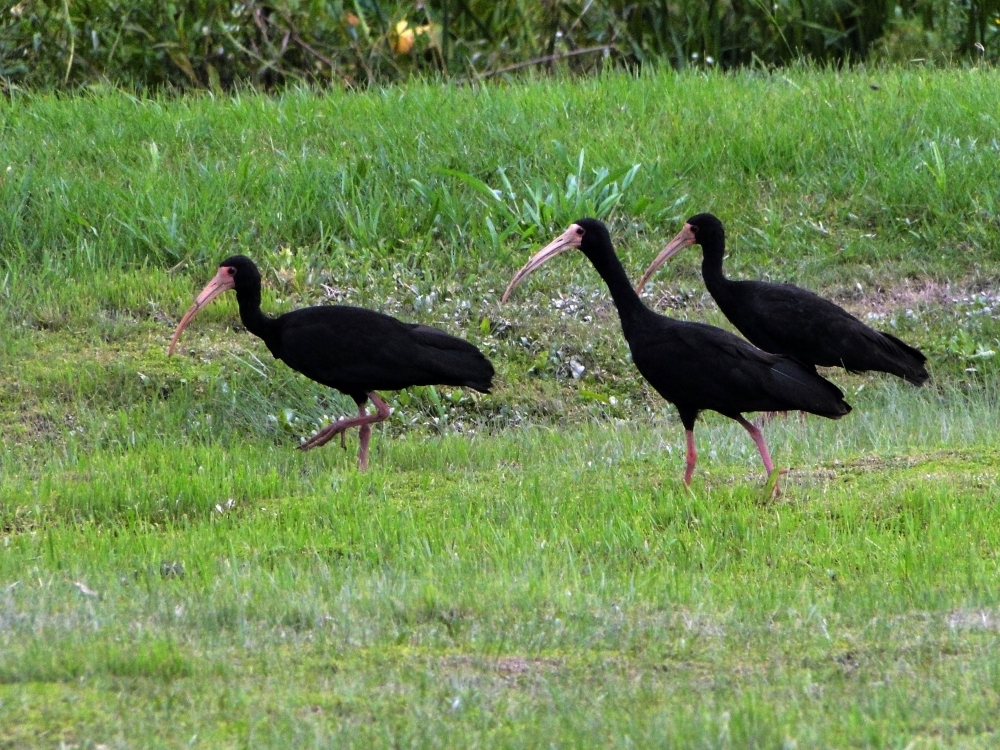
[167,265,237,356]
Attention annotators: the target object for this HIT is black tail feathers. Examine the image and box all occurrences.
[878,331,929,386]
[772,359,852,419]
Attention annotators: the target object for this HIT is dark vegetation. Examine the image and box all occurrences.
[2,0,999,92]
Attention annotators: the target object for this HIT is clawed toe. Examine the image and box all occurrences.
[763,467,788,498]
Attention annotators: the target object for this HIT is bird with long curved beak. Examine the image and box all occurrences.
[167,255,494,471]
[168,266,237,356]
[502,218,850,490]
[636,213,928,385]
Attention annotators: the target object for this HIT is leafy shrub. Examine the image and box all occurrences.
[1,0,998,92]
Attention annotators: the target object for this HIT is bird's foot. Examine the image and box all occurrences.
[299,393,388,467]
[763,467,789,498]
[299,422,352,451]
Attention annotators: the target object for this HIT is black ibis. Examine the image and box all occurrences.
[636,213,929,385]
[168,255,494,470]
[502,219,851,486]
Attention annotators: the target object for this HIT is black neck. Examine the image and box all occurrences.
[582,244,646,325]
[700,239,729,295]
[235,286,279,342]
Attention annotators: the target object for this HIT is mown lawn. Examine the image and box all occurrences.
[2,67,1000,747]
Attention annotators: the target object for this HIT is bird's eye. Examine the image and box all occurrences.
[227,267,236,276]
[575,227,584,236]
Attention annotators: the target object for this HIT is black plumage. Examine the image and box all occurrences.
[637,213,929,385]
[169,255,493,470]
[503,219,851,486]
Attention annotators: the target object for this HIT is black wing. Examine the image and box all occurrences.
[272,306,493,395]
[629,317,850,420]
[722,281,928,383]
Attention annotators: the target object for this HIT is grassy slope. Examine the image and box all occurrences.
[2,68,1000,746]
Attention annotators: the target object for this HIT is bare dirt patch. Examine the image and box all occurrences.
[651,276,1000,318]
[847,278,963,316]
[946,609,1000,632]
[494,656,562,676]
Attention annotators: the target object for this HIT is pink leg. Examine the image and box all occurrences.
[734,415,775,475]
[357,421,372,470]
[356,393,391,470]
[300,401,368,451]
[299,392,391,471]
[734,415,790,493]
[683,429,697,485]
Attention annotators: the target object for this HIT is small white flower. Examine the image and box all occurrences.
[74,581,99,597]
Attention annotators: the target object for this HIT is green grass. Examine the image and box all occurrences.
[3,408,1000,746]
[2,66,1000,279]
[2,68,1000,746]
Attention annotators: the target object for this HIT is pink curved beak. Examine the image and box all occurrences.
[167,266,236,356]
[501,224,585,304]
[634,223,697,293]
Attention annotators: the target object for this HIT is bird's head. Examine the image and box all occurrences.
[501,218,610,303]
[635,212,725,293]
[683,213,725,248]
[167,255,261,356]
[215,254,262,292]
